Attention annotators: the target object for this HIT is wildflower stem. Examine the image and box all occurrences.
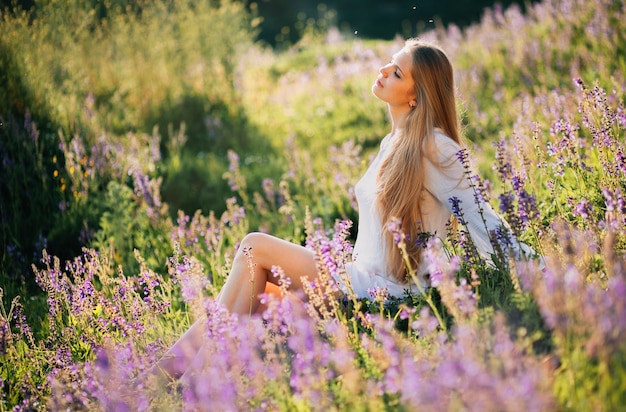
[398,240,447,332]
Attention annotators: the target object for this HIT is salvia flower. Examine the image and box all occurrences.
[368,287,390,305]
[387,217,406,245]
[571,197,593,221]
[448,197,467,226]
[411,306,440,338]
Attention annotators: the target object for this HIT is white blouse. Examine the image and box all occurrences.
[343,130,533,299]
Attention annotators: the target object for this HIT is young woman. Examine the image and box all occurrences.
[146,38,532,382]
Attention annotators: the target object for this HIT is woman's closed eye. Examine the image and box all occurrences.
[388,61,401,78]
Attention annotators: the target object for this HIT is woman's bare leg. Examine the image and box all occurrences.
[144,233,319,382]
[144,317,207,382]
[255,281,284,315]
[217,232,318,314]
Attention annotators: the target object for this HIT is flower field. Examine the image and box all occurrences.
[1,0,625,410]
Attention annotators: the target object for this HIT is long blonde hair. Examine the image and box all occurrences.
[377,39,461,282]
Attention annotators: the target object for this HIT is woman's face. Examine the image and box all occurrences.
[372,47,417,108]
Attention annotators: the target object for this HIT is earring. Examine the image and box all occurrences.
[409,103,415,108]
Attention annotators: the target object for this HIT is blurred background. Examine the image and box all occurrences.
[250,0,538,46]
[3,0,538,46]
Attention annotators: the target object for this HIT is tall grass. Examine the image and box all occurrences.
[1,0,625,410]
[1,0,260,284]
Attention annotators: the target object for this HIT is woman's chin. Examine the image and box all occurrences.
[371,85,383,100]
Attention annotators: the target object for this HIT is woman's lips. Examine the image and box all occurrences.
[376,78,383,88]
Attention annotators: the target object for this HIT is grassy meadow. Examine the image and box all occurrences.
[1,0,626,410]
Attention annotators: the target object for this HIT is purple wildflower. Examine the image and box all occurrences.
[411,306,440,337]
[571,198,593,220]
[493,139,513,181]
[368,287,390,304]
[448,197,467,226]
[387,217,406,245]
[131,170,164,219]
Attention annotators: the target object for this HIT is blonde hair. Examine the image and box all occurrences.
[377,39,461,282]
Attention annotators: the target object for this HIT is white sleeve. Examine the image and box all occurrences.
[423,136,535,262]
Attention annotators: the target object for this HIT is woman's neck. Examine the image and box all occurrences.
[388,104,411,134]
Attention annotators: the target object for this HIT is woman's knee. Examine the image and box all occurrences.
[240,232,271,250]
[236,232,273,261]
